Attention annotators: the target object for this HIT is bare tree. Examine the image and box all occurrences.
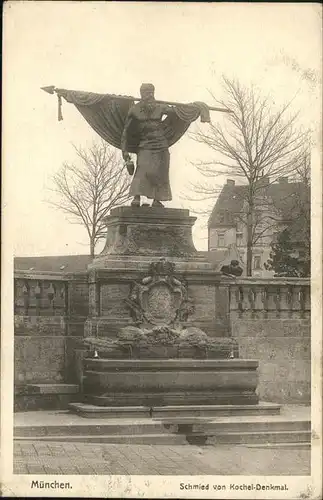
[264,150,311,277]
[286,148,311,254]
[48,140,131,257]
[188,76,307,275]
[288,146,311,217]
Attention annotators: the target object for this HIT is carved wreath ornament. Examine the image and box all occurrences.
[125,258,194,326]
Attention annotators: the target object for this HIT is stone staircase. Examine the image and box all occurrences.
[14,405,311,448]
[69,401,281,418]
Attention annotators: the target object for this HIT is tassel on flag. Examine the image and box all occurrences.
[58,94,63,121]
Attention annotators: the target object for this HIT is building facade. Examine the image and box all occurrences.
[208,177,309,277]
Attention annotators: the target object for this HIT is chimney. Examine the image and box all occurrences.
[279,177,288,184]
[227,179,235,186]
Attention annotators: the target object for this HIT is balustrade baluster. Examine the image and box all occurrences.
[253,285,265,317]
[249,288,256,318]
[250,288,255,308]
[47,283,55,312]
[64,282,69,315]
[262,287,269,317]
[274,288,281,317]
[303,285,311,317]
[238,287,244,313]
[241,286,251,312]
[23,282,30,315]
[266,286,278,318]
[253,286,264,309]
[34,282,41,316]
[299,285,310,319]
[291,285,301,318]
[228,285,239,320]
[279,285,290,318]
[229,285,239,311]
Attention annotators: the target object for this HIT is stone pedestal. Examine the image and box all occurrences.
[69,205,261,416]
[90,206,211,271]
[85,206,231,339]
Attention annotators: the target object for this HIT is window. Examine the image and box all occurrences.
[218,234,225,247]
[254,256,261,269]
[236,232,243,246]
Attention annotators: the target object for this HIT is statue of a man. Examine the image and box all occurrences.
[121,83,173,208]
[47,84,214,207]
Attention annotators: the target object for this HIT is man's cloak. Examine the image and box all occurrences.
[56,88,210,154]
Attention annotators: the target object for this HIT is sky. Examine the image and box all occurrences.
[3,2,322,257]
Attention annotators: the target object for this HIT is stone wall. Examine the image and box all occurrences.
[229,278,310,403]
[231,319,310,403]
[15,316,67,384]
[14,270,311,407]
[14,271,89,391]
[66,273,89,383]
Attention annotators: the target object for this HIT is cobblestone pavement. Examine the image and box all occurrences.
[14,441,310,475]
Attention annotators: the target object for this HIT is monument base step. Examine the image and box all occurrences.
[69,402,281,418]
[26,384,79,394]
[15,430,311,446]
[14,405,310,446]
[245,442,311,449]
[69,403,151,418]
[15,433,188,445]
[15,412,309,438]
[14,384,80,411]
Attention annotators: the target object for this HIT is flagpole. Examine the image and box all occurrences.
[41,86,232,114]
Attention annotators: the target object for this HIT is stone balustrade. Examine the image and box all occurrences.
[13,271,311,405]
[228,277,311,404]
[14,271,311,320]
[14,271,89,401]
[229,278,310,319]
[14,270,69,316]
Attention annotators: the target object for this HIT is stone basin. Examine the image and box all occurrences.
[83,358,259,407]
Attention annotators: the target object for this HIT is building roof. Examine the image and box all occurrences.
[14,255,93,273]
[208,178,309,229]
[208,183,247,228]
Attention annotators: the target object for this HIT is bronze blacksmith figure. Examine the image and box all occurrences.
[121,83,173,207]
[42,83,231,207]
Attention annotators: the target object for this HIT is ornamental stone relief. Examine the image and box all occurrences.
[125,258,194,326]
